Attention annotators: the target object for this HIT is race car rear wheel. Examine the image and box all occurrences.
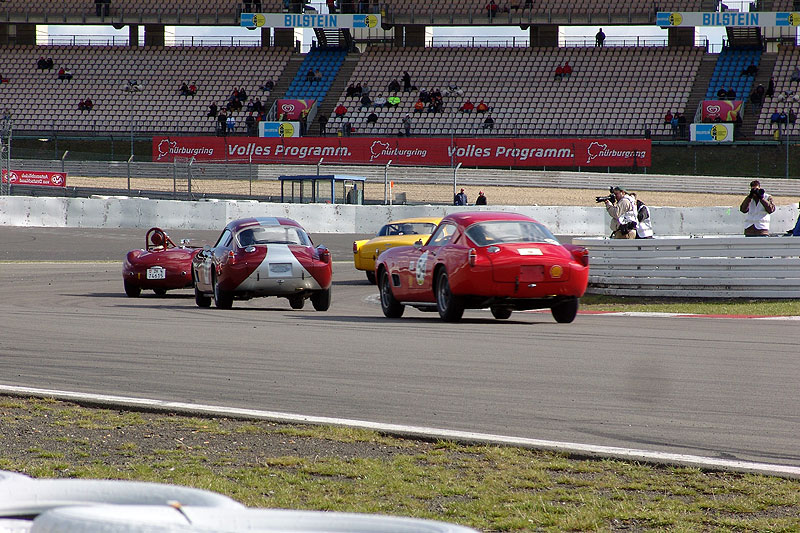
[124,280,141,298]
[379,270,404,318]
[310,288,331,311]
[213,273,233,309]
[289,295,305,310]
[551,297,579,323]
[195,284,211,308]
[490,306,512,320]
[436,269,464,322]
[366,271,376,284]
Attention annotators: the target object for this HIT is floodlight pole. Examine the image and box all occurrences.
[453,162,462,198]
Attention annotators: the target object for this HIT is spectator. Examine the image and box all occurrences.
[475,190,487,205]
[373,93,387,107]
[36,57,47,70]
[476,100,489,113]
[725,87,736,99]
[554,64,564,81]
[742,62,758,76]
[664,110,673,124]
[354,82,363,96]
[318,113,328,136]
[299,110,308,136]
[306,68,315,82]
[750,86,763,107]
[360,93,372,108]
[460,99,474,113]
[313,69,322,82]
[595,28,605,47]
[677,113,686,138]
[562,61,572,79]
[366,112,378,124]
[387,95,400,107]
[670,114,678,138]
[387,79,401,92]
[402,71,412,92]
[766,77,775,98]
[259,79,274,93]
[402,113,411,136]
[78,98,93,111]
[326,0,336,12]
[57,68,72,81]
[631,193,653,239]
[226,114,236,133]
[207,103,218,118]
[46,58,54,69]
[716,87,728,98]
[360,83,371,97]
[334,104,347,117]
[419,88,430,103]
[791,66,800,83]
[124,80,143,93]
[483,114,495,130]
[445,84,464,97]
[413,99,425,113]
[790,109,797,124]
[217,110,227,135]
[346,83,358,97]
[486,0,498,19]
[245,113,256,136]
[454,188,467,206]
[188,83,197,96]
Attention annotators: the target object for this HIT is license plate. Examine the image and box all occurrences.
[519,265,544,282]
[269,263,292,276]
[146,267,166,280]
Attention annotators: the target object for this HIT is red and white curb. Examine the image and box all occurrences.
[0,384,798,480]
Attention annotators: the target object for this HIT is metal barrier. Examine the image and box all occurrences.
[574,235,800,298]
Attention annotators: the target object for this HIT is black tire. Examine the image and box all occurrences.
[213,273,233,309]
[490,306,512,320]
[310,288,331,311]
[551,297,579,323]
[379,270,404,318]
[366,270,376,284]
[289,295,305,310]
[124,280,141,298]
[153,288,167,296]
[436,269,464,322]
[195,284,211,308]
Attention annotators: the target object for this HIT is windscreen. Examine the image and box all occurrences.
[237,226,311,246]
[465,221,560,247]
[378,222,438,236]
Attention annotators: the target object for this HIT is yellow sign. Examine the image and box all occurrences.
[710,124,728,141]
[365,14,378,28]
[278,123,295,137]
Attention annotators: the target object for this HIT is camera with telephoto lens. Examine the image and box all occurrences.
[595,186,616,204]
[750,187,765,199]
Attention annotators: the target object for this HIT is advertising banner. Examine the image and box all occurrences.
[691,123,734,142]
[657,11,800,27]
[153,137,651,168]
[1,169,67,187]
[259,121,301,137]
[240,13,380,29]
[276,99,315,120]
[701,100,743,122]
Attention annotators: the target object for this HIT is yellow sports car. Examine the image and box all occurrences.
[353,217,441,283]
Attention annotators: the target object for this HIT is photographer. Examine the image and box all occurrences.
[604,186,637,239]
[631,193,653,239]
[740,180,775,236]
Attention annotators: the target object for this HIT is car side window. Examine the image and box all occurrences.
[214,229,232,248]
[428,223,457,247]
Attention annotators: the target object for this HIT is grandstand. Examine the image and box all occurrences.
[0,0,797,143]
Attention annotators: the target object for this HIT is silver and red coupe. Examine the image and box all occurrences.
[375,212,589,322]
[123,227,201,297]
[192,217,332,310]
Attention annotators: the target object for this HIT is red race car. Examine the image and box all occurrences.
[375,212,589,322]
[122,227,202,297]
[192,217,332,310]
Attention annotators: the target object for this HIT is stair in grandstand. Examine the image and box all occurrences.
[683,54,718,137]
[726,26,762,49]
[309,53,360,136]
[741,52,776,139]
[261,55,305,119]
[313,28,354,50]
[705,46,761,104]
[284,47,348,107]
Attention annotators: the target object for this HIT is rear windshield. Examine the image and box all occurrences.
[378,222,438,236]
[465,221,560,247]
[237,226,311,246]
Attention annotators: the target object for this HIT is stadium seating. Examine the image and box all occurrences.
[754,46,800,138]
[705,47,761,101]
[0,0,276,17]
[285,48,347,105]
[384,0,704,17]
[0,45,292,134]
[325,46,701,138]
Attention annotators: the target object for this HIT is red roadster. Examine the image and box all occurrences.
[375,212,589,322]
[192,217,332,310]
[122,227,201,297]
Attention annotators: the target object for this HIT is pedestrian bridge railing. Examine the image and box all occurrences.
[573,236,800,298]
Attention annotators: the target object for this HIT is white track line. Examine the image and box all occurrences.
[1,385,798,480]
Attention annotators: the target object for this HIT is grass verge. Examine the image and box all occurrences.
[0,396,798,532]
[580,295,800,316]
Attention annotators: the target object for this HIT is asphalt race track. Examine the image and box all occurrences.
[1,227,800,470]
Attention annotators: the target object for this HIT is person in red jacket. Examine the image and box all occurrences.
[334,104,347,117]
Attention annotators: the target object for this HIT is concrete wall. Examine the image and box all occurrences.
[1,196,798,236]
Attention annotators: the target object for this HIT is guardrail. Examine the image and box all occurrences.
[574,236,800,298]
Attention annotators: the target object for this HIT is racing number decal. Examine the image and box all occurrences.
[415,251,429,286]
